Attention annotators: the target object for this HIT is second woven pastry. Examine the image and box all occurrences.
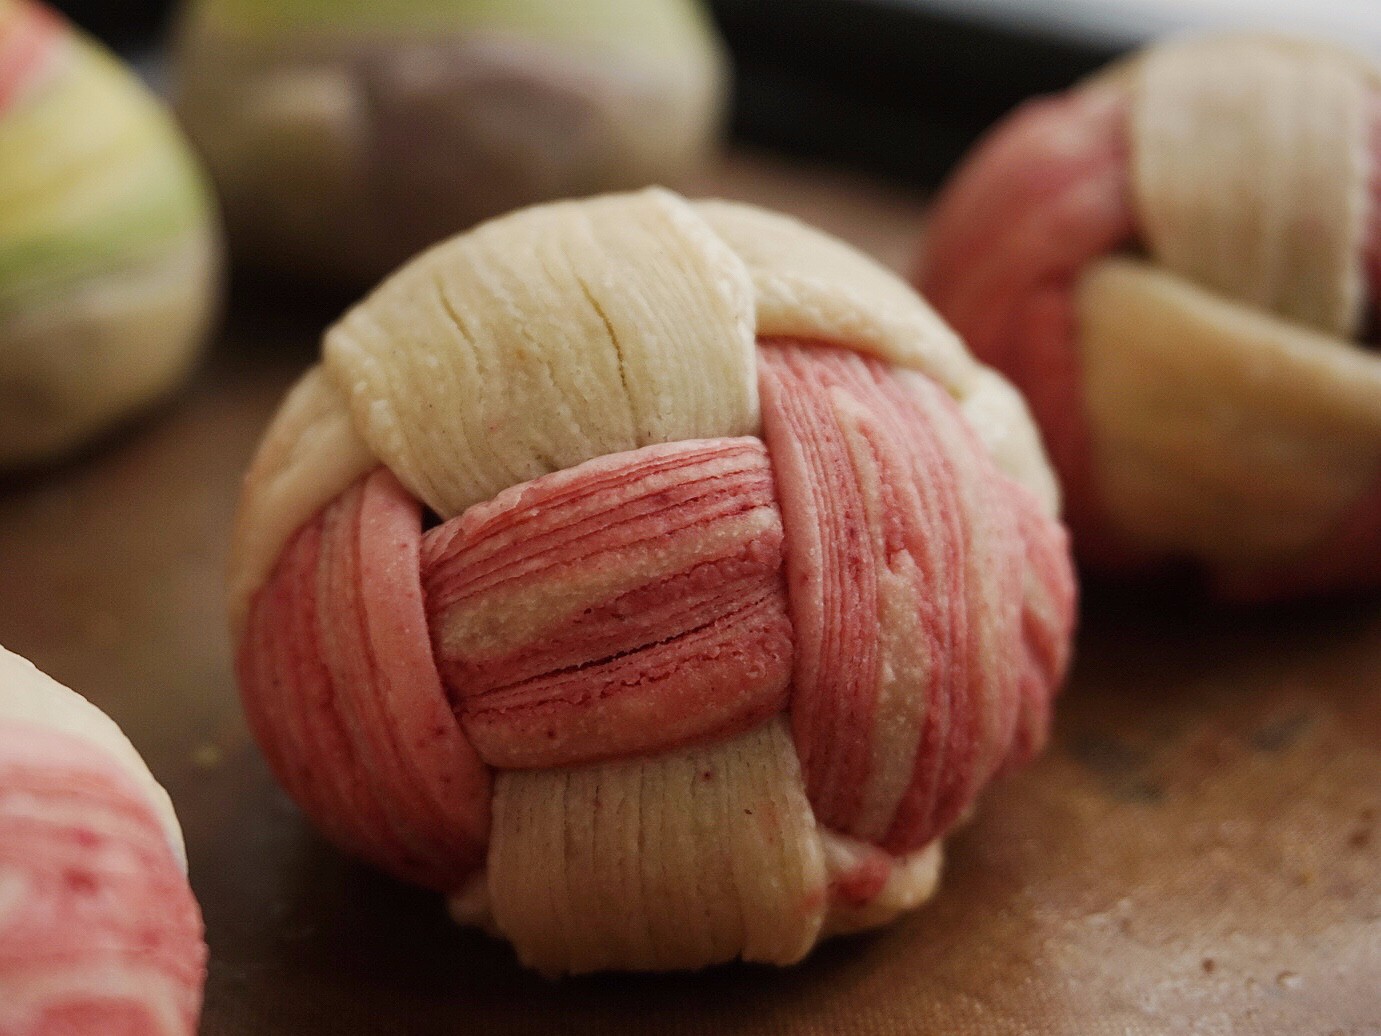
[920,34,1381,598]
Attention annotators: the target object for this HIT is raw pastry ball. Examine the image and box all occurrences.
[230,189,1076,976]
[0,0,220,469]
[918,34,1381,599]
[0,646,206,1034]
[171,0,728,286]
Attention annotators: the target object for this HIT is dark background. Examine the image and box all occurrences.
[53,0,1121,184]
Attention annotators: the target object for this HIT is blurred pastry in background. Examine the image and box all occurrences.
[170,0,728,287]
[918,33,1381,599]
[0,0,220,470]
[0,645,206,1034]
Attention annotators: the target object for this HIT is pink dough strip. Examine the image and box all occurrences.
[1004,483,1078,770]
[759,340,1057,852]
[875,363,1041,846]
[238,468,490,891]
[889,367,1023,845]
[426,442,777,606]
[240,506,405,873]
[920,86,1132,324]
[920,87,1134,561]
[0,724,203,1036]
[756,344,883,838]
[422,438,794,770]
[0,0,60,117]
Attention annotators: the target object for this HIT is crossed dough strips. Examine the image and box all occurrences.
[231,189,1075,975]
[919,34,1381,596]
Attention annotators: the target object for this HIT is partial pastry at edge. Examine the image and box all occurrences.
[0,646,206,1035]
[918,33,1381,598]
[230,188,1077,976]
[0,0,220,469]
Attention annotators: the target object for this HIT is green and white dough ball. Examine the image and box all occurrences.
[0,0,220,468]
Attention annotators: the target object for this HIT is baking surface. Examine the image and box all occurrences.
[0,152,1377,1035]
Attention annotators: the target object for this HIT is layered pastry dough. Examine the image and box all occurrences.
[919,34,1381,597]
[230,189,1076,975]
[0,647,205,1035]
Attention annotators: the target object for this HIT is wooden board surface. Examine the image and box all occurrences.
[0,152,1377,1035]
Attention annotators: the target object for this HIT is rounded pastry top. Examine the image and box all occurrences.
[919,32,1381,594]
[231,187,1060,627]
[0,645,186,866]
[1095,34,1379,340]
[171,0,728,285]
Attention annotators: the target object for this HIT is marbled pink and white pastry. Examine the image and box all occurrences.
[0,647,205,1036]
[919,35,1381,598]
[230,189,1076,975]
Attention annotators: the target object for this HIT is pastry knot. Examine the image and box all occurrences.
[920,34,1381,597]
[230,189,1075,974]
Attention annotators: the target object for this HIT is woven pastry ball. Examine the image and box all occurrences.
[0,0,220,468]
[230,189,1076,975]
[919,34,1381,599]
[171,0,727,286]
[0,647,206,1033]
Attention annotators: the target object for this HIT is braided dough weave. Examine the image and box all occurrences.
[231,189,1075,975]
[920,34,1381,597]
